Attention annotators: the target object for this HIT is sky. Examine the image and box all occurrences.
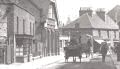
[56,0,120,24]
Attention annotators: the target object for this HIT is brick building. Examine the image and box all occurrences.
[0,0,59,64]
[31,0,60,57]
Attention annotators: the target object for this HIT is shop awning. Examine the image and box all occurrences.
[94,39,104,44]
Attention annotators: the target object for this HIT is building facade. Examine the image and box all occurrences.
[0,3,35,63]
[42,1,60,56]
[61,7,119,48]
[0,0,59,64]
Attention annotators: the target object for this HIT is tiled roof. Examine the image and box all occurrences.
[63,13,93,28]
[91,14,118,29]
[90,14,105,29]
[63,13,118,30]
[105,15,118,29]
[107,5,120,23]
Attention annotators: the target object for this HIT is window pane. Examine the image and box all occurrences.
[20,52,23,56]
[16,53,19,56]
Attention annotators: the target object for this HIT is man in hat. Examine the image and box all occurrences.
[100,41,108,62]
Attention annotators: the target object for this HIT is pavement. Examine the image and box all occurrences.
[0,54,64,69]
[109,53,120,69]
[0,52,93,69]
[0,52,118,69]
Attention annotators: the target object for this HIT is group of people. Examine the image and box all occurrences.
[100,41,120,62]
[65,37,120,62]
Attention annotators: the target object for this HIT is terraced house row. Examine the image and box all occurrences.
[0,0,60,64]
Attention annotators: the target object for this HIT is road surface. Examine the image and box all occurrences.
[41,55,116,69]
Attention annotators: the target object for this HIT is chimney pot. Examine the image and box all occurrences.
[79,7,93,17]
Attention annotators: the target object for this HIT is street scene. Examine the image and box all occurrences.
[0,0,119,69]
[42,54,116,69]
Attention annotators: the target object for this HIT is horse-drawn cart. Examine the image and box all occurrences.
[64,46,82,62]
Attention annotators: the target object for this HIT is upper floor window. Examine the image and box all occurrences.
[98,30,101,37]
[114,31,116,39]
[48,5,53,19]
[30,22,32,35]
[107,30,109,38]
[33,23,35,36]
[17,16,19,34]
[23,19,25,34]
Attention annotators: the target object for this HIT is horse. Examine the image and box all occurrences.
[81,43,91,58]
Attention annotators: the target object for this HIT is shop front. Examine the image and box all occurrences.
[0,44,6,64]
[15,34,33,63]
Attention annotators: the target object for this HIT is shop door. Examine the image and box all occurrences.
[0,48,4,64]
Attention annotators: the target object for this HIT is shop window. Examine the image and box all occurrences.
[23,45,28,55]
[16,45,23,56]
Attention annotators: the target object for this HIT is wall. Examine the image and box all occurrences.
[16,0,40,22]
[14,5,35,35]
[0,4,8,37]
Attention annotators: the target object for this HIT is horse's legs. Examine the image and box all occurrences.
[65,56,68,62]
[67,57,69,62]
[73,56,74,62]
[73,56,75,62]
[74,56,76,62]
[86,53,88,58]
[79,56,81,63]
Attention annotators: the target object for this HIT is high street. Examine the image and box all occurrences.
[42,54,116,69]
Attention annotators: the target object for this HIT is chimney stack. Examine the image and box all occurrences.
[96,8,105,21]
[79,7,93,17]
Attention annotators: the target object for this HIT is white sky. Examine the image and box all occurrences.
[56,0,120,24]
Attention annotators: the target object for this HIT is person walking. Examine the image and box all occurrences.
[116,42,120,61]
[100,41,108,62]
[85,39,92,58]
